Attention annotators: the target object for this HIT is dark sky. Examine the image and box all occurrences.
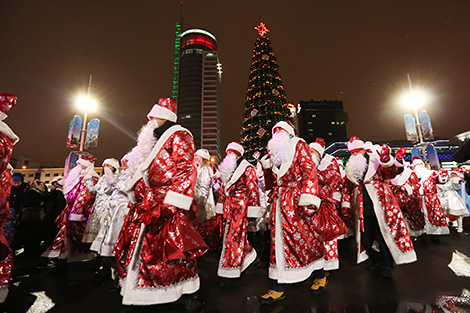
[1,1,469,167]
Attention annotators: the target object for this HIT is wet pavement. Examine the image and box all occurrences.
[11,228,470,313]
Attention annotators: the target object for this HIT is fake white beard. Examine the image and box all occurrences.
[104,166,115,184]
[64,165,83,192]
[312,153,320,167]
[268,131,294,168]
[414,165,428,179]
[345,153,368,183]
[130,119,159,169]
[218,153,238,184]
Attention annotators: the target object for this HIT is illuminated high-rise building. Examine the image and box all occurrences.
[177,29,222,161]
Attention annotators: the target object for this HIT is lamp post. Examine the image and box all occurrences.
[76,74,97,152]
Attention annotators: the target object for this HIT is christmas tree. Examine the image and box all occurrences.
[240,22,292,163]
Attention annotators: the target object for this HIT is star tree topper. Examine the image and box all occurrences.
[255,22,270,37]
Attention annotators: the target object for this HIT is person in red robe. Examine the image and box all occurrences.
[113,98,207,311]
[258,121,324,304]
[42,154,99,263]
[215,142,261,286]
[341,137,416,279]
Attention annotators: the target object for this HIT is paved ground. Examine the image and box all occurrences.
[11,228,470,313]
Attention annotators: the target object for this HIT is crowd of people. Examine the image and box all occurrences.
[1,94,469,312]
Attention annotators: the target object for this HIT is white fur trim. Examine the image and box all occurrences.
[347,139,364,152]
[77,158,93,168]
[225,142,244,156]
[215,202,223,214]
[102,158,120,171]
[163,190,192,211]
[379,155,395,168]
[147,104,177,122]
[272,121,294,136]
[69,213,87,222]
[0,120,19,144]
[341,202,350,209]
[247,206,262,218]
[298,193,321,208]
[271,137,302,179]
[309,142,324,156]
[404,184,413,196]
[225,159,252,192]
[195,149,210,160]
[332,192,342,202]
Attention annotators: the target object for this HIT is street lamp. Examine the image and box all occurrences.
[75,74,97,152]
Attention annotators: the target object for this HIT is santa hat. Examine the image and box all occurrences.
[196,148,211,160]
[76,154,96,168]
[347,136,365,153]
[309,137,325,156]
[52,176,65,187]
[147,97,177,122]
[451,167,461,175]
[102,158,120,171]
[411,156,424,167]
[272,121,295,136]
[0,93,17,115]
[226,142,244,156]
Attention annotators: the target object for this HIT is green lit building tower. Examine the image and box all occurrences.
[177,29,222,162]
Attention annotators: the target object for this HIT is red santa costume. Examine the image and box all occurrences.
[341,138,416,269]
[309,138,347,271]
[390,164,425,237]
[411,157,449,235]
[215,142,261,279]
[113,98,208,306]
[260,122,323,287]
[42,154,99,262]
[0,93,19,303]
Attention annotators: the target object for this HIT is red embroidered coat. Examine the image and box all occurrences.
[316,154,346,270]
[342,154,417,265]
[216,159,260,278]
[114,125,208,306]
[264,138,324,284]
[43,174,98,262]
[416,169,449,235]
[390,167,425,236]
[0,132,14,295]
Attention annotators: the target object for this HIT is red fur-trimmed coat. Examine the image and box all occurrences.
[114,124,208,306]
[342,154,417,265]
[264,138,324,284]
[215,159,260,278]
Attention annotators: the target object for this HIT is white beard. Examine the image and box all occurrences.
[414,165,428,179]
[64,165,83,194]
[345,153,368,184]
[104,166,115,184]
[127,120,159,171]
[218,153,238,184]
[312,154,320,167]
[268,131,294,168]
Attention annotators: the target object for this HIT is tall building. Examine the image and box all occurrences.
[177,29,222,161]
[297,100,349,145]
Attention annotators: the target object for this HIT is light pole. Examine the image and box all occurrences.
[76,74,97,152]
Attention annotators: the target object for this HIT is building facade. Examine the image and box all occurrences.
[297,100,349,145]
[177,29,222,162]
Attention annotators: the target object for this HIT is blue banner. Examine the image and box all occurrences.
[419,110,434,141]
[66,115,82,148]
[426,144,440,170]
[85,118,100,150]
[404,114,418,143]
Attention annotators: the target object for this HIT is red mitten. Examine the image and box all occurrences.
[379,144,391,163]
[395,147,406,162]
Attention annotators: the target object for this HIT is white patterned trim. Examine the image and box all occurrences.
[332,192,342,202]
[69,213,87,222]
[164,190,192,211]
[215,203,223,214]
[298,193,321,208]
[247,206,262,218]
[324,258,339,271]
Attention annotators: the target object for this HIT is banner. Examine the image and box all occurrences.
[85,118,100,150]
[419,110,434,140]
[66,115,82,148]
[404,114,418,143]
[426,144,440,170]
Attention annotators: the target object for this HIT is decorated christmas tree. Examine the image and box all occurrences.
[240,22,292,163]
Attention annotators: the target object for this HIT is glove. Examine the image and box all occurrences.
[378,144,391,163]
[395,147,406,162]
[260,154,272,169]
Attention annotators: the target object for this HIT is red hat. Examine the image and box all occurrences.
[347,136,364,153]
[309,137,325,156]
[76,154,96,168]
[147,97,177,122]
[226,142,244,156]
[411,156,424,167]
[272,120,295,136]
[0,93,17,115]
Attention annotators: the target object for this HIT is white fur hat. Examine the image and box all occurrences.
[147,97,177,122]
[102,158,120,171]
[347,136,365,153]
[196,148,211,160]
[76,154,96,168]
[309,137,325,156]
[226,142,244,156]
[272,121,295,136]
[412,156,424,167]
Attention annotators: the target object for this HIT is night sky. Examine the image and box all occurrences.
[1,1,469,167]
